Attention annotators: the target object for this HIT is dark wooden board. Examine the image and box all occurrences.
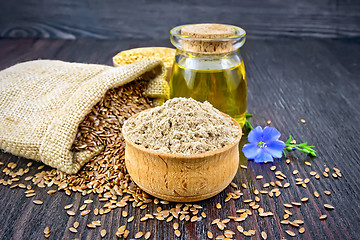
[0,0,360,40]
[0,38,359,240]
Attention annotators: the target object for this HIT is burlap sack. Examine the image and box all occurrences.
[0,59,168,174]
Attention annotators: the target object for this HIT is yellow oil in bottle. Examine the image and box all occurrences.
[170,57,247,127]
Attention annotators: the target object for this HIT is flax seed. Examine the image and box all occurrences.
[44,227,50,235]
[320,214,327,220]
[67,211,76,216]
[100,229,106,237]
[145,232,151,239]
[33,200,43,205]
[69,227,77,233]
[135,232,143,238]
[175,230,181,237]
[324,204,334,210]
[286,230,296,237]
[86,223,96,228]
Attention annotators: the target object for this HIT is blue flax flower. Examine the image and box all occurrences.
[242,126,285,163]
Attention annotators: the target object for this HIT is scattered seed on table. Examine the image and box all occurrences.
[256,175,263,180]
[284,183,290,188]
[69,227,77,233]
[73,222,79,228]
[281,220,290,225]
[201,212,207,218]
[81,210,90,216]
[315,174,320,179]
[100,229,106,237]
[175,230,181,237]
[242,183,247,188]
[291,202,301,206]
[261,231,267,239]
[207,231,213,239]
[87,223,96,229]
[323,172,329,177]
[305,161,311,166]
[237,225,244,233]
[144,232,151,239]
[122,211,128,217]
[240,165,247,169]
[33,200,43,205]
[293,170,299,175]
[285,210,292,215]
[320,214,327,220]
[270,166,276,171]
[324,204,334,210]
[284,204,293,208]
[92,221,101,227]
[243,231,251,236]
[299,227,305,234]
[314,191,320,198]
[216,203,221,209]
[324,190,331,195]
[44,227,50,234]
[64,204,73,210]
[286,159,291,164]
[286,230,296,237]
[134,231,143,239]
[127,216,134,222]
[173,222,179,230]
[67,210,76,216]
[79,204,86,211]
[332,173,338,178]
[293,220,304,225]
[47,190,56,195]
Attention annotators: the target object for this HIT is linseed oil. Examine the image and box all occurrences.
[169,24,247,126]
[170,55,247,126]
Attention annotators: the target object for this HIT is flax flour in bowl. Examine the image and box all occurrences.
[122,97,242,202]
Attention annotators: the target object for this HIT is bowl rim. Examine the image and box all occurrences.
[122,108,242,159]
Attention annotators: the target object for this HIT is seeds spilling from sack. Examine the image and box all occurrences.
[28,80,154,198]
[72,80,152,152]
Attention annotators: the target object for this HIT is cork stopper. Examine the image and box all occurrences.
[180,24,236,54]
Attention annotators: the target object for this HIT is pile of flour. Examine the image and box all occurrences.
[122,97,239,155]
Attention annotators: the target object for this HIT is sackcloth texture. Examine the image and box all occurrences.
[0,59,168,174]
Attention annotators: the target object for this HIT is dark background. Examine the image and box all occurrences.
[0,1,359,240]
[0,0,359,40]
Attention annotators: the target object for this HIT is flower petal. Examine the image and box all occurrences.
[262,127,281,144]
[248,126,263,143]
[242,143,261,159]
[254,150,274,163]
[265,140,285,158]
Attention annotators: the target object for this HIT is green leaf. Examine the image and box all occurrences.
[301,149,310,154]
[285,136,292,145]
[246,113,253,118]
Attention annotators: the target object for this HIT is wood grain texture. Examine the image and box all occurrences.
[0,38,359,240]
[0,0,359,39]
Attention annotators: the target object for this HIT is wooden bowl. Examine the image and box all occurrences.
[122,111,242,202]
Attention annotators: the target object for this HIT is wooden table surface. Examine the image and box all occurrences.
[0,38,359,240]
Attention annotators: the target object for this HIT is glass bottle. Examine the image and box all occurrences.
[169,24,247,127]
